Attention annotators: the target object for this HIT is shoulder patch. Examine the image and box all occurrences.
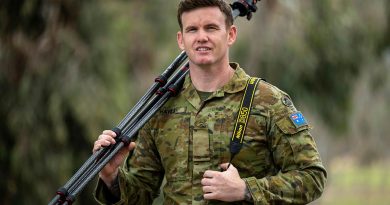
[289,111,307,128]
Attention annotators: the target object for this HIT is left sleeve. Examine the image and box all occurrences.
[93,120,165,205]
[243,93,327,205]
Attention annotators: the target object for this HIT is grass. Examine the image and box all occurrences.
[314,157,390,205]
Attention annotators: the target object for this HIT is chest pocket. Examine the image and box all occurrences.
[154,107,191,182]
[215,106,272,178]
[230,107,273,178]
[207,106,234,165]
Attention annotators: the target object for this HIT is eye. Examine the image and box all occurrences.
[185,27,197,33]
[206,25,219,32]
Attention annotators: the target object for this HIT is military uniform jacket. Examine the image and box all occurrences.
[95,63,327,205]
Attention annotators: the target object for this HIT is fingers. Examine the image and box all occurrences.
[93,129,138,154]
[203,163,236,179]
[93,130,118,153]
[202,165,246,202]
[203,192,217,200]
[219,163,230,171]
[202,180,218,200]
[220,163,237,172]
[102,130,117,136]
[203,170,219,178]
[117,141,136,156]
[201,177,213,186]
[202,179,222,200]
[128,141,136,151]
[202,170,220,200]
[202,184,214,192]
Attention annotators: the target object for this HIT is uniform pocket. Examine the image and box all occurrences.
[193,127,211,162]
[233,108,272,178]
[155,108,191,182]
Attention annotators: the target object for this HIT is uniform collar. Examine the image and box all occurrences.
[180,62,250,110]
[218,62,249,94]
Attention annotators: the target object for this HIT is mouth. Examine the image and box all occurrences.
[196,47,211,52]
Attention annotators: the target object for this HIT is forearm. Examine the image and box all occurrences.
[244,166,326,205]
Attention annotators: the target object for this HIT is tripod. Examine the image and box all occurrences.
[48,1,259,204]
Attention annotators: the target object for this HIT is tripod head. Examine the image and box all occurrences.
[231,0,259,20]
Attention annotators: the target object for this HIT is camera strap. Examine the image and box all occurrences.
[229,77,260,167]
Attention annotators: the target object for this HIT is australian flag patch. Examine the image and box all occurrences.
[289,111,307,128]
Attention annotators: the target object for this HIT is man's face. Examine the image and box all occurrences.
[177,7,237,67]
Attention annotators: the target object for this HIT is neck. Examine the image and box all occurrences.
[189,62,234,92]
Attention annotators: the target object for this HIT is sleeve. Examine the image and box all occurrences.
[243,90,327,205]
[94,121,165,205]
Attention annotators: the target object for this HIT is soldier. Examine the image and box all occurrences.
[93,0,327,204]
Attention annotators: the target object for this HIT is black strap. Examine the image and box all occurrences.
[229,77,260,167]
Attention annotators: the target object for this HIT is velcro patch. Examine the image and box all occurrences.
[289,111,307,128]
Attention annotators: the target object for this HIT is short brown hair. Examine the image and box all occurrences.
[177,0,234,30]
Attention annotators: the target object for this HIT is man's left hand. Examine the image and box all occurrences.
[201,163,246,202]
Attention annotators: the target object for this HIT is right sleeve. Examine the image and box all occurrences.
[94,177,120,204]
[94,122,165,205]
[242,86,326,205]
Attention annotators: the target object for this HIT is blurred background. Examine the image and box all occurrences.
[1,0,389,204]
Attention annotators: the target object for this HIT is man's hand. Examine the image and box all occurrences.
[201,163,247,202]
[93,130,136,187]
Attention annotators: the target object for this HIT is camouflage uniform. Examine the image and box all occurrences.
[95,63,327,204]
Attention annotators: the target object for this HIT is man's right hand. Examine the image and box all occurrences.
[93,130,136,188]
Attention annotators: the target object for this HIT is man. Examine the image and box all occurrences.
[93,0,327,204]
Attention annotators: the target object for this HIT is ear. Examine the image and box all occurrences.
[177,31,185,50]
[227,25,237,46]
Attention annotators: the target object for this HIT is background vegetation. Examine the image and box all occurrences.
[1,0,389,204]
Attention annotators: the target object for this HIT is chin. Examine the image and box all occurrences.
[194,58,214,65]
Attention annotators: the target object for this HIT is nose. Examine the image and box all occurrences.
[196,29,208,43]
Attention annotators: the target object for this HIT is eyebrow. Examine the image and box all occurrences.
[184,23,221,31]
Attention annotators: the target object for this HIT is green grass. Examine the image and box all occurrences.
[314,158,390,205]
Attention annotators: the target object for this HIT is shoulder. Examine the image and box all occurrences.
[255,80,295,112]
[254,80,311,134]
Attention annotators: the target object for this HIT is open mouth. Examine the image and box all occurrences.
[196,47,211,51]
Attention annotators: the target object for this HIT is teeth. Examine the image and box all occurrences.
[197,47,210,51]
